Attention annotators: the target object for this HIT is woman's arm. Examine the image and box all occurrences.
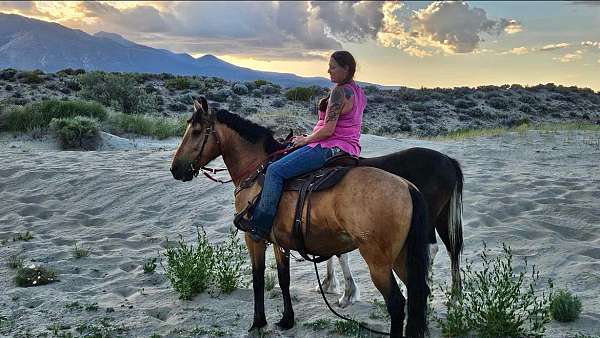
[294,85,352,146]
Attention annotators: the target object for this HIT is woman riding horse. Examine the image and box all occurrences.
[241,51,366,242]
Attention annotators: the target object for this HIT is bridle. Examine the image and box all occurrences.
[189,115,231,184]
[187,114,296,187]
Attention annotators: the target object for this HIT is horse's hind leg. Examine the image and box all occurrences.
[244,234,267,331]
[313,257,340,294]
[337,253,360,308]
[273,245,294,330]
[359,246,405,337]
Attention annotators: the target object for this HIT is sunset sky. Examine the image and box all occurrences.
[1,1,599,89]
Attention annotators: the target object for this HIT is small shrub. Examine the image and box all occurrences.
[5,84,13,91]
[550,289,582,322]
[105,113,185,139]
[519,104,534,114]
[487,97,512,110]
[260,84,280,95]
[50,116,100,150]
[303,318,332,331]
[285,86,317,101]
[0,68,17,81]
[15,265,57,287]
[78,72,157,114]
[436,242,553,338]
[408,102,427,112]
[251,89,262,98]
[143,257,157,274]
[207,88,232,102]
[7,254,24,269]
[72,243,90,258]
[18,70,45,84]
[0,100,107,132]
[232,83,249,95]
[254,79,268,87]
[13,231,33,241]
[265,271,276,291]
[162,226,215,300]
[213,230,247,294]
[332,319,369,337]
[455,99,477,109]
[165,77,191,91]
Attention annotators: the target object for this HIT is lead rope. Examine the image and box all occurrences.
[313,260,390,336]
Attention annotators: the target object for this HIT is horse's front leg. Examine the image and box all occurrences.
[245,234,267,331]
[273,245,294,329]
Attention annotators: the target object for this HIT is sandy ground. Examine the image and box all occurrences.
[0,130,599,337]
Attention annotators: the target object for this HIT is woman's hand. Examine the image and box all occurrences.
[292,135,309,147]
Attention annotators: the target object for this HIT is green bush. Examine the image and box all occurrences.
[78,71,157,114]
[162,226,215,300]
[285,86,318,101]
[15,265,57,287]
[213,230,248,294]
[105,113,186,139]
[0,100,107,132]
[550,289,582,322]
[436,243,553,338]
[50,116,100,150]
[17,70,45,84]
[165,77,191,91]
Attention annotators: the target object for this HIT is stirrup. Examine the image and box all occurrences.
[233,201,254,232]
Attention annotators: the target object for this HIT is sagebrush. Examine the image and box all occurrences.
[436,242,553,338]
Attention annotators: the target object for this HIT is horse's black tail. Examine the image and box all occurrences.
[448,157,464,291]
[406,185,430,338]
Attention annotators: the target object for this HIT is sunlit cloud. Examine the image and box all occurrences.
[581,41,600,48]
[501,46,530,55]
[376,1,520,56]
[554,52,583,63]
[540,43,571,51]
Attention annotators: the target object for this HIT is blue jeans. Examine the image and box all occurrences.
[252,144,339,235]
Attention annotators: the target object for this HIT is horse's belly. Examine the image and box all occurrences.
[273,222,355,256]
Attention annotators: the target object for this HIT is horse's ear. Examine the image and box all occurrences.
[199,96,209,114]
[284,129,294,142]
[193,99,203,113]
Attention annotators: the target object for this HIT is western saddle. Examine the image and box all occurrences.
[233,151,359,262]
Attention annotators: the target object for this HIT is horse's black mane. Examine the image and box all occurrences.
[214,109,285,154]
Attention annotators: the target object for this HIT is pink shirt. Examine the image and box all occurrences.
[307,81,366,156]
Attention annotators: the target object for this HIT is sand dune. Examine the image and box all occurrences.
[1,131,599,337]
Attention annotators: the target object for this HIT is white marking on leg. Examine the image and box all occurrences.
[315,257,340,294]
[337,254,360,308]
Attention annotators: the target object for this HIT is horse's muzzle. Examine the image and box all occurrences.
[170,163,194,182]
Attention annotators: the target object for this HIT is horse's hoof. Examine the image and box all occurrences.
[338,290,360,308]
[275,316,295,330]
[248,319,267,332]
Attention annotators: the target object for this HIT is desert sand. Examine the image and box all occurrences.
[1,130,599,337]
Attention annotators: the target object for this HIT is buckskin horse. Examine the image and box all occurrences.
[171,98,429,337]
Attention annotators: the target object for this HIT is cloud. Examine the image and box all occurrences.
[79,1,170,33]
[2,1,521,61]
[540,43,571,51]
[554,53,583,63]
[377,1,521,55]
[581,41,600,48]
[311,1,384,42]
[501,46,530,55]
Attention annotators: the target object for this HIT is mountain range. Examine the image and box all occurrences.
[0,13,348,88]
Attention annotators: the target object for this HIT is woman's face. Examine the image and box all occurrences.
[328,57,349,84]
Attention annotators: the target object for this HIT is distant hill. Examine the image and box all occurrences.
[0,13,347,88]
